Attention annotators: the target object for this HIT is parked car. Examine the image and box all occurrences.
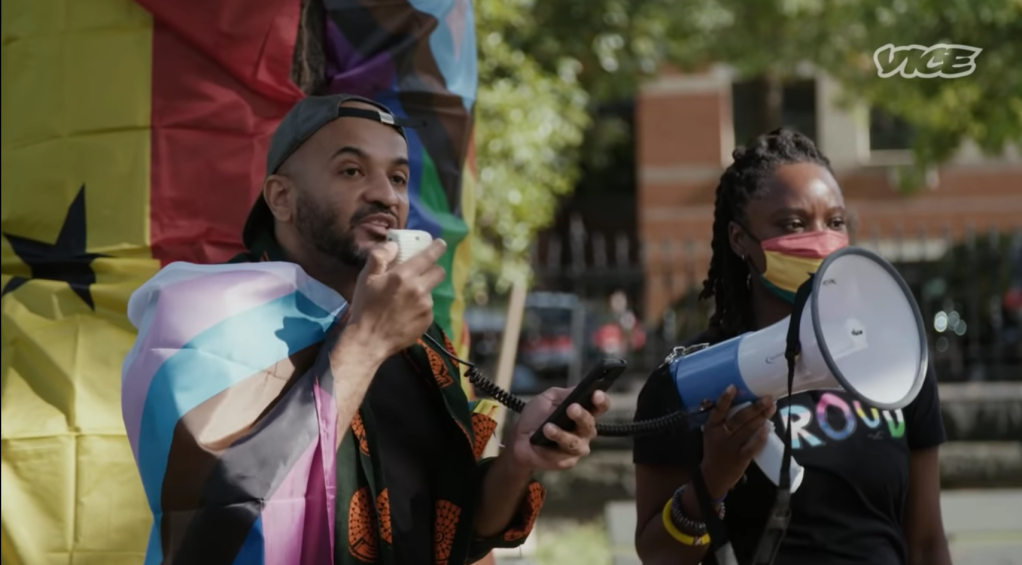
[466,291,642,393]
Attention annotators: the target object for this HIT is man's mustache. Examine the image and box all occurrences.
[349,204,397,226]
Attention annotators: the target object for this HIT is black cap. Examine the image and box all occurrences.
[242,94,424,248]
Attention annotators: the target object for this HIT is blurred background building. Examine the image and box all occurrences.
[472,67,1021,391]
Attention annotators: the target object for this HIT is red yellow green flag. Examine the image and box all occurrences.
[1,1,302,563]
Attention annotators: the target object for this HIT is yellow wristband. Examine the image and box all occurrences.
[662,499,711,547]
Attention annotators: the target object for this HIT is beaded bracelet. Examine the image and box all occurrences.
[671,485,726,524]
[665,484,726,542]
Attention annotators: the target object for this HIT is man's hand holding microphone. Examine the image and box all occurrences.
[321,237,448,450]
[338,238,448,365]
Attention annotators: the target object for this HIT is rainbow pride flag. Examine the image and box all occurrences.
[323,0,478,367]
[122,262,345,564]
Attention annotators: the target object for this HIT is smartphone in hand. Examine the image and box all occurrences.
[529,358,628,449]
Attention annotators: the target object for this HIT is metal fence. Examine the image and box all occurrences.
[526,223,1022,384]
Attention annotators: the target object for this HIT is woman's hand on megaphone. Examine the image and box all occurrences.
[701,386,777,499]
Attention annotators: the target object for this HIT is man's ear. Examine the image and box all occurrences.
[728,220,750,260]
[263,175,294,223]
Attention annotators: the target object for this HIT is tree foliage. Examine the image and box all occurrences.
[810,0,1022,187]
[471,0,590,294]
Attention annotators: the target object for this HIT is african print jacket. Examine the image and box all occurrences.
[231,232,546,565]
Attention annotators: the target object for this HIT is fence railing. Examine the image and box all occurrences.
[522,224,1022,383]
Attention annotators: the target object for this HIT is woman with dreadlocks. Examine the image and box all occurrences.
[632,129,951,565]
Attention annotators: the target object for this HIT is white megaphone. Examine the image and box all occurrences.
[668,247,928,492]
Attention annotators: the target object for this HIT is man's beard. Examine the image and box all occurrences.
[294,192,369,268]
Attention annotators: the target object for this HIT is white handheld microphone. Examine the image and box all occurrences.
[386,229,433,264]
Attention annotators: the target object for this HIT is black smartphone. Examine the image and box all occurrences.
[529,358,628,448]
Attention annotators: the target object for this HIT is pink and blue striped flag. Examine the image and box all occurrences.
[121,261,347,565]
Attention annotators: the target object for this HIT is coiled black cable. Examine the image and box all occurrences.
[422,333,706,437]
[464,365,525,413]
[594,410,695,437]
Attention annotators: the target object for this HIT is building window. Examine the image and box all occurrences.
[869,107,915,152]
[732,78,818,146]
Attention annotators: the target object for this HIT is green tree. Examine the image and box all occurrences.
[471,0,590,294]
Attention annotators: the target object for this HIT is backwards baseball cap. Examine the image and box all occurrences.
[242,93,424,248]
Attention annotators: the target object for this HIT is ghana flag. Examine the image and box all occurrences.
[2,0,479,563]
[2,0,294,563]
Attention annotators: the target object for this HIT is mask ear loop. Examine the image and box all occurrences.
[736,222,761,290]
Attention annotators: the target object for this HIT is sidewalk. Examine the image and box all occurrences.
[496,489,1022,565]
[941,490,1022,565]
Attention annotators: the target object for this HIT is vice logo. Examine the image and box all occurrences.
[873,43,982,78]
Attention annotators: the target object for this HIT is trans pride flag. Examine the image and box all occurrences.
[122,261,346,564]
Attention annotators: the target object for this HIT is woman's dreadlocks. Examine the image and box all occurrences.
[699,128,832,337]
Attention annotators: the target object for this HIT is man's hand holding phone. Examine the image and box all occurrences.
[501,359,624,473]
[508,387,612,472]
[474,377,613,539]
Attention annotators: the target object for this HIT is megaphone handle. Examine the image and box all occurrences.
[726,403,804,492]
[755,423,804,492]
[725,402,753,419]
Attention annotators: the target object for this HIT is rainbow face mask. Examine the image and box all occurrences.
[756,230,849,303]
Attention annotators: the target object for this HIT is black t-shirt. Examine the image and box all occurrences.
[366,354,456,565]
[633,332,947,565]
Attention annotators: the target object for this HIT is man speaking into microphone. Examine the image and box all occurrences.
[224,93,609,565]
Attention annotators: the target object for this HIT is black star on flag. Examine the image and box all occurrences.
[2,185,105,309]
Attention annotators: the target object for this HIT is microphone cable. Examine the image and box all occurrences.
[420,336,753,562]
[421,333,708,437]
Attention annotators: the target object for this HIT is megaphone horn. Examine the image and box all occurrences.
[669,247,929,491]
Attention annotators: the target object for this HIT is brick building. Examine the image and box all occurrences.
[635,67,1022,319]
